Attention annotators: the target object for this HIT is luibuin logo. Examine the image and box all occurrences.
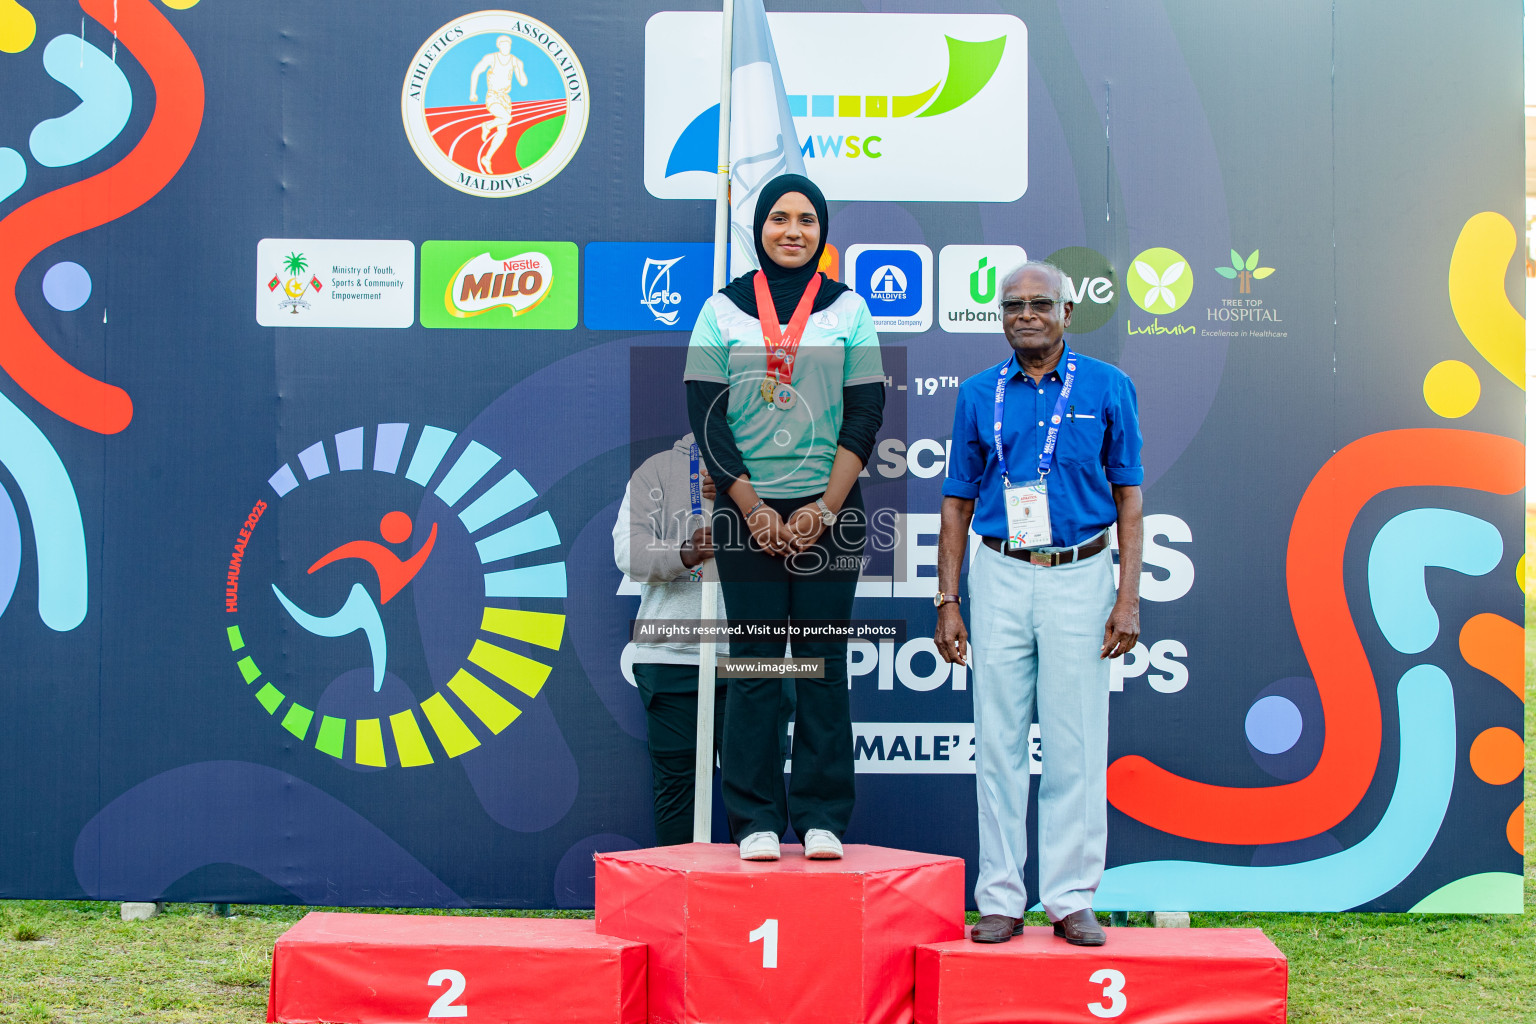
[1215,249,1275,294]
[1129,247,1193,314]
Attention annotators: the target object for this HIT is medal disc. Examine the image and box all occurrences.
[760,377,777,403]
[772,385,797,410]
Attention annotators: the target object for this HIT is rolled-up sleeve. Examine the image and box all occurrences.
[1102,373,1144,485]
[941,383,985,500]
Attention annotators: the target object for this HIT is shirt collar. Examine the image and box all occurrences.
[1010,351,1064,383]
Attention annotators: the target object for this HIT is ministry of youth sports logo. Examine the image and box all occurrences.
[401,11,589,198]
[222,423,567,769]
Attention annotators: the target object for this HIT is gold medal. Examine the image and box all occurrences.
[760,377,777,403]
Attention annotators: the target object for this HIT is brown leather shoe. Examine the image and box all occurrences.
[1052,908,1106,946]
[969,915,1024,943]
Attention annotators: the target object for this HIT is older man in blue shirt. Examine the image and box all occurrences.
[934,260,1143,947]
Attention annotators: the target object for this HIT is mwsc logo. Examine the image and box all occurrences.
[644,13,1027,202]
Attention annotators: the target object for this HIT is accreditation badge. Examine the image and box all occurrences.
[1005,478,1052,550]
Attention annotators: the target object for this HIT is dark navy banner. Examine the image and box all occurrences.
[0,0,1523,912]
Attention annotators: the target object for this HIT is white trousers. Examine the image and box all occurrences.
[968,541,1114,920]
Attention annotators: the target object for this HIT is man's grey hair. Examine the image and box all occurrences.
[1000,259,1067,301]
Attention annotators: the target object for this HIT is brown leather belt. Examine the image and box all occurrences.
[982,530,1108,567]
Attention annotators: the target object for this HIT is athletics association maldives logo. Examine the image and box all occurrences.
[222,423,567,768]
[401,11,589,198]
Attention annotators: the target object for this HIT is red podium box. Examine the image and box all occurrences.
[915,926,1286,1024]
[595,843,964,1024]
[267,912,646,1024]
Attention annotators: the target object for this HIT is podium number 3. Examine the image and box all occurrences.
[1087,968,1126,1018]
[749,918,779,969]
[428,969,468,1018]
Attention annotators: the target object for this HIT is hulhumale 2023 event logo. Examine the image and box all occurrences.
[222,424,567,768]
[401,11,589,198]
[644,12,1027,202]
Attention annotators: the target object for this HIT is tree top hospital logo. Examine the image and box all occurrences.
[1129,247,1193,314]
[644,12,1027,202]
[401,11,589,198]
[222,424,567,769]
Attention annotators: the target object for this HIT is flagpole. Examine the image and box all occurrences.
[692,0,733,845]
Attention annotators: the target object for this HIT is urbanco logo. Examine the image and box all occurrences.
[845,244,932,332]
[420,241,577,329]
[1215,248,1275,294]
[401,11,589,198]
[938,244,1026,334]
[1128,247,1193,314]
[223,423,567,769]
[644,12,1027,202]
[1044,246,1117,333]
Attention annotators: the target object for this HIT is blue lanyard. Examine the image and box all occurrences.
[687,443,704,580]
[992,349,1077,489]
[688,443,703,516]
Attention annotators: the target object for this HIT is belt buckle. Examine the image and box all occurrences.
[1028,550,1053,567]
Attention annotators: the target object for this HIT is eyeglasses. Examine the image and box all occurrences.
[998,298,1062,317]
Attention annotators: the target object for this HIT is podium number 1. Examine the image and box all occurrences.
[1087,968,1126,1018]
[749,918,779,968]
[428,969,468,1017]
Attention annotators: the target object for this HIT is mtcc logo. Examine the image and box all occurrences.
[223,423,567,769]
[1129,247,1193,314]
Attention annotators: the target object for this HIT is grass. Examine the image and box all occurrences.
[0,550,1531,1022]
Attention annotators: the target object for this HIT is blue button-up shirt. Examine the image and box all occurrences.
[943,350,1143,547]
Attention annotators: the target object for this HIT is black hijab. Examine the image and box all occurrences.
[719,173,850,322]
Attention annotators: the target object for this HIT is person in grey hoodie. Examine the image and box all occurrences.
[614,432,730,845]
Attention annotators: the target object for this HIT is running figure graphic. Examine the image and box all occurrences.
[468,35,528,175]
[271,510,439,693]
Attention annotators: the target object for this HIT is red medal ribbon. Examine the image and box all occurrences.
[753,271,822,386]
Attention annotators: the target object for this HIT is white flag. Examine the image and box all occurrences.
[727,0,806,276]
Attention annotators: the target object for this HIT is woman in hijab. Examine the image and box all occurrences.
[684,173,885,862]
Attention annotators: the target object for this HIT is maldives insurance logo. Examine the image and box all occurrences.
[401,11,589,198]
[222,424,567,769]
[644,12,1027,202]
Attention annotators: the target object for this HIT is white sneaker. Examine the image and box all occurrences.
[739,831,781,861]
[803,829,843,859]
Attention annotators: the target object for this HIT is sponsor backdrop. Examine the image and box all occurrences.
[0,0,1523,912]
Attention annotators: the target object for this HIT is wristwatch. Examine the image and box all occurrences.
[815,498,837,526]
[934,592,961,608]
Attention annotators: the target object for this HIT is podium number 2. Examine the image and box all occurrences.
[749,918,779,968]
[428,969,467,1018]
[1087,968,1126,1018]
